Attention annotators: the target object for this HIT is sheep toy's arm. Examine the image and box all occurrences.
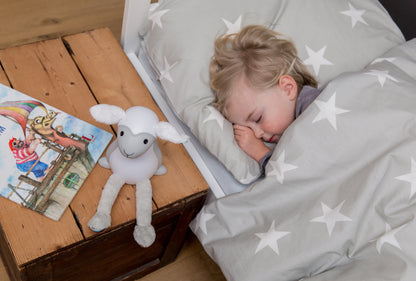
[98,140,118,169]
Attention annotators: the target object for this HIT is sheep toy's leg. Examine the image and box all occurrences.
[133,179,155,247]
[88,173,125,232]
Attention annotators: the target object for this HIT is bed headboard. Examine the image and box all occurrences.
[379,0,416,40]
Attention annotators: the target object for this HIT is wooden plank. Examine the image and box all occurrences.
[0,38,101,265]
[22,204,186,281]
[0,67,10,86]
[49,28,152,238]
[62,29,162,113]
[0,39,101,124]
[0,0,124,49]
[0,199,81,267]
[63,28,209,212]
[0,36,142,240]
[73,178,144,239]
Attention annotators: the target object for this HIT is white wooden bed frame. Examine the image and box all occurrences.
[120,0,229,198]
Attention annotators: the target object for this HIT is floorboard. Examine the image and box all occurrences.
[0,0,124,49]
[138,232,226,281]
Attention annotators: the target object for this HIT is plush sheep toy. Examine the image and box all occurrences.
[88,104,188,247]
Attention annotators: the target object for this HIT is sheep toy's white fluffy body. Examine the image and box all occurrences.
[87,104,188,247]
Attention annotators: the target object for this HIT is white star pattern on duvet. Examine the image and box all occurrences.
[365,70,398,87]
[149,9,170,30]
[222,15,242,35]
[310,201,352,236]
[303,45,333,76]
[255,221,290,255]
[395,158,416,198]
[376,223,407,254]
[203,106,225,130]
[340,3,368,28]
[371,57,396,65]
[312,92,350,130]
[195,207,215,235]
[159,57,177,83]
[268,151,297,184]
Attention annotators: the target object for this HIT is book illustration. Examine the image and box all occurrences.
[0,84,113,221]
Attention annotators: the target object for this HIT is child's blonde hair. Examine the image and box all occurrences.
[210,25,317,117]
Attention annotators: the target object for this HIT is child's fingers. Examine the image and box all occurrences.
[233,126,247,137]
[233,124,247,129]
[233,124,249,132]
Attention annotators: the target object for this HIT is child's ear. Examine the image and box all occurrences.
[278,75,298,101]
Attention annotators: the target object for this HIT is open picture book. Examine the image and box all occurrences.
[0,83,112,221]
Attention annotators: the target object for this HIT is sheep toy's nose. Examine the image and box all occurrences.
[117,125,155,158]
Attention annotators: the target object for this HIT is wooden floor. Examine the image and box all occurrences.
[0,231,226,281]
[139,232,226,281]
[0,0,124,49]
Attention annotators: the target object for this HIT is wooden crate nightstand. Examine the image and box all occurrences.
[0,28,209,281]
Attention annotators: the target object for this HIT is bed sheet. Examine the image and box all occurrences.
[190,39,416,281]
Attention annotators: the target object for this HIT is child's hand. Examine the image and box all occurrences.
[233,124,271,162]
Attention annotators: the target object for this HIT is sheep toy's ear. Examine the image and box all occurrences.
[155,122,189,144]
[90,104,126,125]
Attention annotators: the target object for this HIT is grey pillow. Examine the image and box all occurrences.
[142,0,404,184]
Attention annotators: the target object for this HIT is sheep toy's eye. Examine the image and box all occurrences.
[119,131,124,137]
[143,139,148,144]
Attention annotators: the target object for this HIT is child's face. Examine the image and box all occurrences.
[226,75,297,143]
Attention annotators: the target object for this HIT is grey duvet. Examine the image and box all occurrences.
[191,39,416,281]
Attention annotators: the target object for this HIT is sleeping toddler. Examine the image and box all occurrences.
[209,25,321,174]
